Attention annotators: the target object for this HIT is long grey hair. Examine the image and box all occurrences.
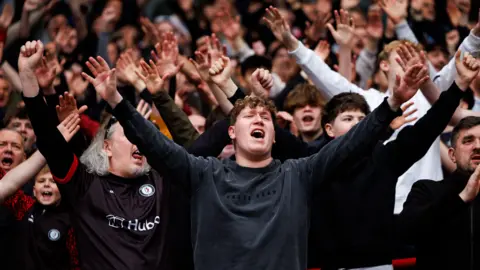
[79,118,151,176]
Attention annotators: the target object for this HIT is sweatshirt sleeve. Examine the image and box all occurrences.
[151,90,199,149]
[432,31,480,91]
[302,98,401,187]
[187,119,231,158]
[396,179,469,243]
[112,99,209,189]
[384,82,464,176]
[288,41,387,105]
[22,94,93,201]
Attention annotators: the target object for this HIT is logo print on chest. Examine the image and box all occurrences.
[48,229,61,241]
[139,184,155,197]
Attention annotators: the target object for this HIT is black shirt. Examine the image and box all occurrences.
[2,188,78,270]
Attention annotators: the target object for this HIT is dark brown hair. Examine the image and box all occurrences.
[321,92,370,129]
[451,116,480,148]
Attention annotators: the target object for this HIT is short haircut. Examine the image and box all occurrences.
[4,106,30,127]
[230,96,277,125]
[451,116,480,148]
[377,40,423,67]
[284,83,325,114]
[321,92,370,129]
[36,165,51,179]
[240,55,272,76]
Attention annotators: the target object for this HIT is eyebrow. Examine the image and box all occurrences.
[462,135,475,142]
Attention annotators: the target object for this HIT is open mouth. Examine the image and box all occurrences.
[472,155,480,163]
[41,191,53,199]
[132,150,144,160]
[302,115,314,124]
[1,157,13,167]
[250,129,265,139]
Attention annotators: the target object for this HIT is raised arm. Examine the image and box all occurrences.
[82,57,208,189]
[133,56,199,148]
[384,50,478,175]
[0,113,80,203]
[263,6,385,104]
[306,62,428,183]
[19,40,91,202]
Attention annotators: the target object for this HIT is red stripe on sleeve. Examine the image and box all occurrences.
[53,155,79,184]
[3,190,35,220]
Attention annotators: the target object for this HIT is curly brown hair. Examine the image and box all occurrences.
[230,96,277,125]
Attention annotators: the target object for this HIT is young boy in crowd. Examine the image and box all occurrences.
[283,83,325,143]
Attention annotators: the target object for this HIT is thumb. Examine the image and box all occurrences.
[326,23,336,35]
[78,105,88,114]
[455,50,462,65]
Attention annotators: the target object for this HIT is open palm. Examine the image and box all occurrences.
[393,64,429,103]
[264,6,292,45]
[327,9,355,47]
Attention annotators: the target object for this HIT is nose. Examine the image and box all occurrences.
[475,139,480,149]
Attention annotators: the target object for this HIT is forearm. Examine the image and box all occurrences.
[112,98,199,182]
[0,62,22,92]
[289,41,367,99]
[22,94,76,180]
[0,151,46,203]
[337,46,352,82]
[6,8,45,47]
[389,82,464,174]
[71,8,88,41]
[356,47,377,89]
[19,10,31,39]
[151,90,199,148]
[210,81,234,114]
[95,33,112,67]
[434,32,480,91]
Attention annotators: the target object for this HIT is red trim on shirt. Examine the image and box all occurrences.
[2,190,35,221]
[79,114,100,140]
[53,155,79,184]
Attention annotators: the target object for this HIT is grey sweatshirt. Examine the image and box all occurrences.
[112,98,400,270]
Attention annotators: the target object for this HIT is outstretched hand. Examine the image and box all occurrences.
[390,101,417,130]
[263,6,298,51]
[136,59,170,94]
[35,57,56,89]
[56,92,88,123]
[190,50,213,83]
[327,9,356,48]
[82,56,122,107]
[57,111,82,143]
[391,64,429,106]
[379,0,408,25]
[454,50,480,91]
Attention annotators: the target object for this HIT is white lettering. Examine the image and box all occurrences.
[146,221,155,230]
[128,219,139,231]
[105,215,161,232]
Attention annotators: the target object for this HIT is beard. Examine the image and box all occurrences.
[131,163,152,177]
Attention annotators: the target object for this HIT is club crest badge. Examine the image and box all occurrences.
[139,184,155,197]
[48,229,60,241]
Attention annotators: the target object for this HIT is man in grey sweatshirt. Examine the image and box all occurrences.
[85,55,425,269]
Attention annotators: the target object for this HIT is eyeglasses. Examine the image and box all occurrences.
[104,116,118,139]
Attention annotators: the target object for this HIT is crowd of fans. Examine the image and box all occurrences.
[0,0,479,269]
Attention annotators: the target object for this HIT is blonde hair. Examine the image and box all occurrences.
[377,40,424,64]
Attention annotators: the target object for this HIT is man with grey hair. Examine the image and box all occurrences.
[19,40,192,270]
